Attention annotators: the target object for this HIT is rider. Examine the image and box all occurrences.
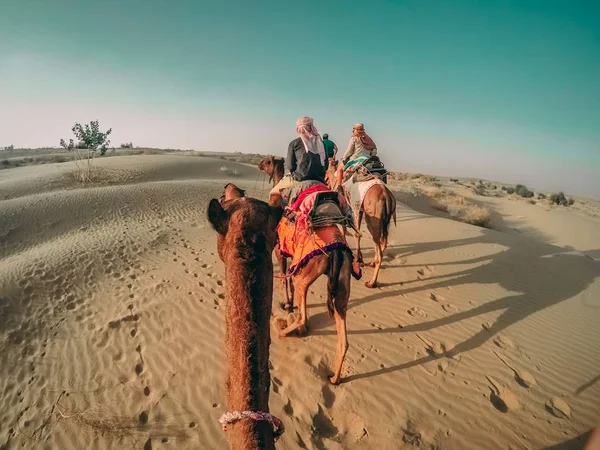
[322,133,338,160]
[270,116,328,204]
[336,122,377,187]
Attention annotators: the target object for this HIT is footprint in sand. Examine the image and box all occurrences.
[546,397,571,419]
[493,335,516,350]
[415,333,454,358]
[407,307,427,318]
[429,292,444,302]
[486,375,520,412]
[442,303,458,313]
[492,350,537,388]
[417,266,434,280]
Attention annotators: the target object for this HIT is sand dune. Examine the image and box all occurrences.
[1,154,599,449]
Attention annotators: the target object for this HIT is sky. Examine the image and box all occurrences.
[0,0,599,198]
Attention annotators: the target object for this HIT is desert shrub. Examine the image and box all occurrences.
[472,185,486,196]
[461,206,491,228]
[568,198,575,205]
[1,159,9,166]
[550,192,571,206]
[60,120,113,183]
[528,199,536,205]
[514,184,534,198]
[51,155,69,164]
[449,178,459,182]
[537,193,546,200]
[504,187,515,195]
[120,142,134,148]
[432,182,442,188]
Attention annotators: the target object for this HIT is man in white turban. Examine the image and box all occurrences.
[270,116,328,202]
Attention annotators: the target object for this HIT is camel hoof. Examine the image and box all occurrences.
[298,324,308,336]
[365,281,378,289]
[329,376,342,385]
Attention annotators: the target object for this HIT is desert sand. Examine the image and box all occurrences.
[1,154,599,450]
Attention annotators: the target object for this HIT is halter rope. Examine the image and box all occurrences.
[219,410,285,441]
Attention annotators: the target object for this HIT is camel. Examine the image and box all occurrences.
[208,184,284,449]
[325,160,396,288]
[259,155,396,288]
[257,156,293,309]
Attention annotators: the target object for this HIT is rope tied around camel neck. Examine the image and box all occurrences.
[219,410,285,441]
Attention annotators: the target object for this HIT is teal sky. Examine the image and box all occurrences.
[1,0,599,198]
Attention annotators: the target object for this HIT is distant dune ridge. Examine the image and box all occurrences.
[1,153,599,449]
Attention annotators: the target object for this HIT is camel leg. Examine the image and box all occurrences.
[278,276,309,336]
[275,248,292,311]
[329,310,349,385]
[329,254,351,384]
[366,240,383,289]
[278,258,324,336]
[364,213,383,288]
[355,210,364,265]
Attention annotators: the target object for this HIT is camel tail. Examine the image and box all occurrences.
[326,248,344,318]
[381,188,396,251]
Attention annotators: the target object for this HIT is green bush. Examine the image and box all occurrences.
[537,193,546,200]
[515,184,534,198]
[550,192,572,206]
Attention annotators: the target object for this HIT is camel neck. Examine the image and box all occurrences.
[223,252,275,450]
[272,165,284,186]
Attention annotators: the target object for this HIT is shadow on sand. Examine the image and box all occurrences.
[307,226,600,383]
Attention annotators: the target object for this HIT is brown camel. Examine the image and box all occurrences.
[257,156,293,309]
[271,190,353,384]
[208,185,284,449]
[326,160,397,288]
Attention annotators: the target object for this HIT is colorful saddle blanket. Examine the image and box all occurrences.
[277,216,361,279]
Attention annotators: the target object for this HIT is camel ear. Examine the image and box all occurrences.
[208,199,228,235]
[268,205,284,232]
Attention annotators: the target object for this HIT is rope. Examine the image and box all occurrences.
[219,410,285,441]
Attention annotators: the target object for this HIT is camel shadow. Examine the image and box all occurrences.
[307,228,600,382]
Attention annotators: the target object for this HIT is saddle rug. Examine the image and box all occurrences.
[344,177,386,213]
[277,216,361,279]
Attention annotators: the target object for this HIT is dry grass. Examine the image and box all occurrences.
[421,186,491,228]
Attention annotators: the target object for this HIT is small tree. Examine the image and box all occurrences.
[2,145,15,151]
[60,120,112,156]
[60,120,113,183]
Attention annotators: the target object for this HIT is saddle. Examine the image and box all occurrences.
[343,156,388,184]
[307,191,350,231]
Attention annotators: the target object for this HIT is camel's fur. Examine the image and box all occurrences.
[208,185,283,449]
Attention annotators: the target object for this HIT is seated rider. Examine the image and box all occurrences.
[336,122,377,187]
[322,133,338,160]
[270,116,328,205]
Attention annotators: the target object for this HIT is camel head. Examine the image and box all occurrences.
[258,156,284,181]
[222,183,246,201]
[325,159,339,191]
[208,186,283,262]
